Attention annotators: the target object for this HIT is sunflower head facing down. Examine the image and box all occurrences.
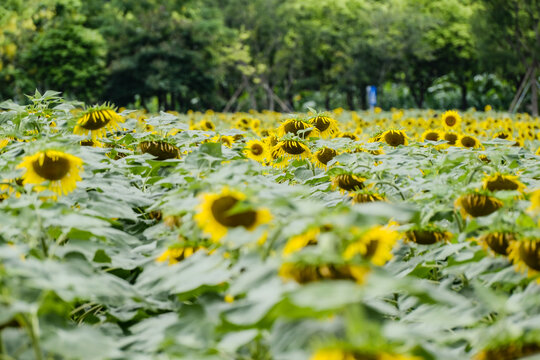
[74,104,124,139]
[195,187,271,242]
[508,238,540,279]
[405,225,451,245]
[478,231,516,255]
[344,224,401,266]
[272,140,311,167]
[350,190,385,204]
[139,140,180,160]
[443,132,459,146]
[313,147,338,168]
[308,115,339,138]
[277,119,318,138]
[482,173,525,193]
[279,261,370,284]
[244,139,269,162]
[332,174,366,193]
[457,191,503,218]
[441,110,462,130]
[17,150,83,196]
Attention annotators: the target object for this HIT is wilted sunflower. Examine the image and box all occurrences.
[508,238,540,278]
[482,173,525,193]
[194,187,271,242]
[380,130,408,147]
[277,119,318,138]
[458,135,483,149]
[441,110,461,130]
[477,231,516,255]
[332,174,366,192]
[283,228,320,255]
[474,343,540,360]
[344,224,400,266]
[457,192,503,217]
[17,150,83,196]
[312,147,338,168]
[279,262,370,284]
[244,140,269,162]
[308,115,339,138]
[405,226,451,245]
[139,140,180,160]
[350,190,385,204]
[74,104,124,139]
[156,246,205,265]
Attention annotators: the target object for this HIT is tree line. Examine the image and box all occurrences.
[0,0,538,113]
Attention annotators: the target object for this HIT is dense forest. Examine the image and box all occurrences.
[0,0,539,112]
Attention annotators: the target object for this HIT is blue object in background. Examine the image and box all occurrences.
[367,85,377,109]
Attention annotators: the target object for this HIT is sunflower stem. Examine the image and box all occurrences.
[454,210,464,233]
[375,181,406,201]
[17,314,43,360]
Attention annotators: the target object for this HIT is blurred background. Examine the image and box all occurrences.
[0,0,539,113]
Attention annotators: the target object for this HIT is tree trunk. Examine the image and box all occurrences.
[346,89,355,110]
[460,82,468,110]
[324,92,331,110]
[532,65,538,116]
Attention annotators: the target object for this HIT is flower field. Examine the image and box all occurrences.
[1,91,540,360]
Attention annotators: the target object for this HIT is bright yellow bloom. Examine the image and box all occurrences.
[74,105,124,139]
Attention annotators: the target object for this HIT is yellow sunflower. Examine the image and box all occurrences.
[420,129,443,143]
[344,224,400,266]
[441,110,461,130]
[456,192,503,218]
[332,174,366,193]
[405,227,451,245]
[194,187,272,242]
[528,189,540,214]
[350,190,385,204]
[477,231,516,256]
[310,348,420,360]
[474,343,540,360]
[156,246,205,265]
[380,130,408,147]
[272,140,311,167]
[283,228,320,255]
[0,138,10,149]
[244,139,269,162]
[482,173,525,193]
[277,119,318,138]
[17,150,83,196]
[508,238,540,280]
[458,134,483,149]
[73,104,125,139]
[312,147,338,168]
[493,131,513,141]
[279,262,370,284]
[308,115,339,138]
[442,131,460,146]
[219,135,235,148]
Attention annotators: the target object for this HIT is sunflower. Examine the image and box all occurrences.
[482,173,525,193]
[457,192,503,218]
[528,189,540,214]
[283,228,320,255]
[443,132,459,146]
[244,140,269,162]
[194,187,272,242]
[458,135,483,149]
[477,231,516,255]
[277,119,318,138]
[332,174,366,192]
[508,238,540,278]
[380,130,408,147]
[350,190,385,204]
[219,135,235,148]
[156,246,204,265]
[0,138,10,149]
[337,132,359,141]
[279,262,370,284]
[405,226,451,245]
[74,104,124,139]
[420,129,443,143]
[272,140,311,167]
[139,140,180,160]
[441,110,461,130]
[17,150,83,196]
[474,343,540,360]
[344,224,400,266]
[309,115,339,138]
[310,348,420,360]
[493,131,513,141]
[312,147,338,168]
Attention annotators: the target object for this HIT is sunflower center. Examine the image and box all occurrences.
[486,176,519,192]
[363,239,378,258]
[496,133,509,139]
[211,195,257,228]
[80,110,112,130]
[282,141,307,155]
[445,116,456,126]
[250,144,264,156]
[316,148,337,165]
[407,230,441,245]
[32,153,71,181]
[461,136,476,148]
[384,131,405,146]
[444,133,458,145]
[424,132,439,141]
[519,241,540,271]
[312,117,330,132]
[284,121,311,136]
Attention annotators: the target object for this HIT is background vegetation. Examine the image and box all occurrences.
[0,0,539,112]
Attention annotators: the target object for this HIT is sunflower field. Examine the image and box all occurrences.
[0,91,540,360]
